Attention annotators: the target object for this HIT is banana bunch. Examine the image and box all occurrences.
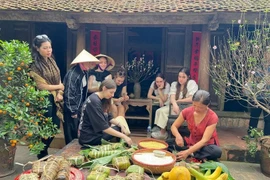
[188,166,229,180]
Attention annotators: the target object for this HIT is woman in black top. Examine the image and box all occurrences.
[88,54,114,93]
[78,79,133,146]
[111,69,129,118]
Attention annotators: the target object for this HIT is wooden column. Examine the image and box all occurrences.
[198,25,210,91]
[76,24,85,55]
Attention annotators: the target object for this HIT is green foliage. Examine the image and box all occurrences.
[244,128,264,157]
[0,40,59,154]
[199,161,235,180]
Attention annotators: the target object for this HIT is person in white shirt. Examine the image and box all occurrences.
[151,67,198,140]
[147,73,170,126]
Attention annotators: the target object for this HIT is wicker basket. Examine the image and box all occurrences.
[138,138,168,150]
[131,149,176,174]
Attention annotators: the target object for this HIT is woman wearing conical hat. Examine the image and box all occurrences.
[63,50,99,145]
[88,54,115,93]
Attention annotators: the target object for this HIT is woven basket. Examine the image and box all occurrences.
[131,149,176,174]
[138,138,168,150]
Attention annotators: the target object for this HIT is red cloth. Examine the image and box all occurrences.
[190,32,202,83]
[181,106,219,146]
[90,30,101,55]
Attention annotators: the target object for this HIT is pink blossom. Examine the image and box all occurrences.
[213,45,217,50]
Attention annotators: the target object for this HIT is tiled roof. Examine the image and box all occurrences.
[0,0,269,13]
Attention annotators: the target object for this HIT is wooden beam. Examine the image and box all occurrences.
[76,24,85,55]
[198,25,210,91]
[0,10,264,25]
[0,10,266,25]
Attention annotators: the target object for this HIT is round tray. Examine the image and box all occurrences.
[131,148,176,174]
[138,138,168,150]
[14,167,84,180]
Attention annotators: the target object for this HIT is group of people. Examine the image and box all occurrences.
[30,34,225,162]
[30,34,131,159]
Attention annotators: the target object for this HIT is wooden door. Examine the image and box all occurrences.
[0,21,33,45]
[163,27,188,84]
[106,27,125,75]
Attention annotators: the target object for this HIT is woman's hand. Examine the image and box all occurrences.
[123,95,129,101]
[56,93,63,102]
[176,149,190,160]
[173,104,180,115]
[118,97,124,103]
[159,98,164,107]
[123,136,133,146]
[175,136,184,147]
[58,83,64,91]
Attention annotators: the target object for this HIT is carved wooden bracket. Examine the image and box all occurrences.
[65,18,80,30]
[208,13,219,31]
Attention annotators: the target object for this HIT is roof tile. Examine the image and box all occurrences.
[0,0,269,13]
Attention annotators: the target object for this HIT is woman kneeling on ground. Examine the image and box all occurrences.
[169,90,222,161]
[78,79,133,147]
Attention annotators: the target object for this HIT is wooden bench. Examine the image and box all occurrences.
[166,102,191,138]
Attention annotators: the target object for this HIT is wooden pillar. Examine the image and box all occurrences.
[198,25,210,91]
[76,24,85,55]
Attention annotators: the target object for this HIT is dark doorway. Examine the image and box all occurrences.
[35,23,67,80]
[126,27,163,98]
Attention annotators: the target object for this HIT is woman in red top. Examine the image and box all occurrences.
[170,90,221,161]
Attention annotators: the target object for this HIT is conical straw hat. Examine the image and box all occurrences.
[71,49,99,65]
[95,54,115,71]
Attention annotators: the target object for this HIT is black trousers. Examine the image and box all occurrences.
[166,138,222,161]
[37,94,60,159]
[80,126,121,148]
[248,102,270,136]
[63,107,80,145]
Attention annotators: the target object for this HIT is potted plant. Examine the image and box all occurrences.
[0,40,59,176]
[126,54,159,99]
[244,128,270,177]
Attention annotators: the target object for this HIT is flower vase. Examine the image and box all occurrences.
[133,82,141,99]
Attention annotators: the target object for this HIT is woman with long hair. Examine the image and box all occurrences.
[78,79,132,146]
[30,34,63,159]
[111,68,129,118]
[151,67,198,140]
[147,73,170,126]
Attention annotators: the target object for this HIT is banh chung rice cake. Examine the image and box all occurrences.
[139,141,166,149]
[133,152,174,165]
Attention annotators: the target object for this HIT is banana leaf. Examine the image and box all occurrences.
[199,161,235,180]
[80,148,136,170]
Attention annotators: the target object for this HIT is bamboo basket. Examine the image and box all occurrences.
[131,149,176,174]
[138,138,168,150]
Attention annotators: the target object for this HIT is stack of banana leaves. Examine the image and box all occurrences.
[79,139,137,170]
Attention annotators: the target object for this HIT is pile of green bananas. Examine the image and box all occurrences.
[188,166,228,180]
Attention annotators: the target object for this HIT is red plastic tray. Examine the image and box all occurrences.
[14,167,84,180]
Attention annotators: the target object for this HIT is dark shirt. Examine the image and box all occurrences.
[114,83,126,98]
[89,69,111,82]
[78,93,112,145]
